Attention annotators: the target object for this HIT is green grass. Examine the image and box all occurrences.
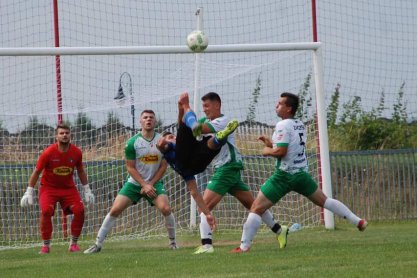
[1,221,416,278]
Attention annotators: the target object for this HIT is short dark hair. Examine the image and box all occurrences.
[280,92,299,115]
[140,109,155,116]
[201,92,221,105]
[161,131,173,137]
[56,124,70,133]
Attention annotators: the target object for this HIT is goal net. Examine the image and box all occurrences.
[0,1,326,249]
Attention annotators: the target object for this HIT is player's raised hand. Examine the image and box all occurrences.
[258,135,273,148]
[20,187,35,207]
[83,184,95,204]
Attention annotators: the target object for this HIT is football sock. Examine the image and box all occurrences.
[96,213,117,247]
[70,236,78,245]
[212,136,225,148]
[324,198,361,226]
[183,111,198,130]
[199,212,213,245]
[240,212,262,250]
[261,210,276,229]
[165,213,176,243]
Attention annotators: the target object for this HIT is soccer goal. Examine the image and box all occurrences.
[0,2,332,249]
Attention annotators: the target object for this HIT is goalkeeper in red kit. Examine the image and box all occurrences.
[20,124,95,254]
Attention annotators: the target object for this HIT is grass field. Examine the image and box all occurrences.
[1,221,416,278]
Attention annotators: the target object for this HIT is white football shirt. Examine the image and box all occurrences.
[199,115,242,168]
[272,118,308,173]
[124,132,163,185]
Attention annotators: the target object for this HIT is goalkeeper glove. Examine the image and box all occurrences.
[20,187,35,207]
[83,184,95,204]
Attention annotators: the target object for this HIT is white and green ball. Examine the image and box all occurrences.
[187,30,208,52]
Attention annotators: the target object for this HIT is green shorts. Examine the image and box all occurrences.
[260,169,318,204]
[206,162,250,196]
[118,181,166,206]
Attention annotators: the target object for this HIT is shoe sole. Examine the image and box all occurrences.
[216,120,239,141]
[193,247,214,254]
[83,245,101,254]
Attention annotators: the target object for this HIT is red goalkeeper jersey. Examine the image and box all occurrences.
[36,143,84,189]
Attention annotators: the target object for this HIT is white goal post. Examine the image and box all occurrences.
[0,41,334,249]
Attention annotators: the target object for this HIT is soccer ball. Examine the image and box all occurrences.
[187,30,208,52]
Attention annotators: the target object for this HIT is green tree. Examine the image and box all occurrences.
[73,112,96,148]
[392,81,407,124]
[375,89,386,117]
[328,82,412,151]
[340,96,363,124]
[327,83,340,128]
[246,74,261,123]
[19,116,55,151]
[296,72,312,122]
[0,119,9,150]
[105,112,125,136]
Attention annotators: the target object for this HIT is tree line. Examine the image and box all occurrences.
[246,73,417,151]
[1,74,416,152]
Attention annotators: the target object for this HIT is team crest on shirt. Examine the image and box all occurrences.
[53,166,73,176]
[140,155,159,164]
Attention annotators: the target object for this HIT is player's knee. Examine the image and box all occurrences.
[109,205,124,217]
[159,205,172,216]
[70,203,85,217]
[250,204,266,215]
[41,205,55,218]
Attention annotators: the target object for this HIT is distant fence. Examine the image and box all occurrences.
[330,148,417,221]
[2,148,415,224]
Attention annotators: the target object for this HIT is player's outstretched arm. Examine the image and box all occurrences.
[258,135,273,147]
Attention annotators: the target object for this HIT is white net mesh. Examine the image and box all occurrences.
[0,49,321,249]
[4,0,415,249]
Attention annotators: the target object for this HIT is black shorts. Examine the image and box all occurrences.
[175,123,220,176]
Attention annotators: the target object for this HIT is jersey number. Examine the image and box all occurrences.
[298,133,306,157]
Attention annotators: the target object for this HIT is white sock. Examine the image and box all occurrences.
[199,213,213,242]
[261,210,275,229]
[240,212,262,251]
[96,213,117,247]
[165,213,176,243]
[324,198,361,226]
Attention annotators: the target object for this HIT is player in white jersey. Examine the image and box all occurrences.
[84,110,177,254]
[194,92,285,255]
[231,92,368,253]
